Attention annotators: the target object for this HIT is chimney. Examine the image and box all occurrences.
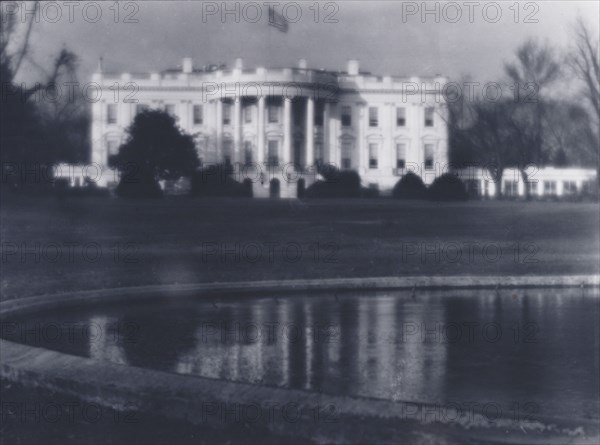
[298,58,307,69]
[347,59,359,75]
[182,57,193,74]
[235,58,243,69]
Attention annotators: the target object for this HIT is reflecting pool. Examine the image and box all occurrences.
[3,288,599,422]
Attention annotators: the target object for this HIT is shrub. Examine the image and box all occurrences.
[361,187,380,198]
[190,164,248,197]
[581,179,599,202]
[427,173,469,201]
[306,168,361,198]
[392,172,427,200]
[297,178,306,199]
[269,178,280,198]
[243,178,254,198]
[116,175,163,198]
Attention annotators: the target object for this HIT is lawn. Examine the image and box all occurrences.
[1,194,599,300]
[1,194,599,445]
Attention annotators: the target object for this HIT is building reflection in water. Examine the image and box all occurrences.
[170,292,450,402]
[7,289,598,420]
[88,316,128,366]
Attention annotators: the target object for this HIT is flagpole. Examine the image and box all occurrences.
[268,13,273,67]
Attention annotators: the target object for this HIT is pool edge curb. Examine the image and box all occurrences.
[1,274,599,316]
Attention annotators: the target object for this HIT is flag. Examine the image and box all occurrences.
[268,5,289,32]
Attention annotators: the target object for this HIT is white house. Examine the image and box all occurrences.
[85,57,449,197]
[55,57,596,198]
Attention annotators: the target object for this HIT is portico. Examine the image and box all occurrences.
[210,92,329,171]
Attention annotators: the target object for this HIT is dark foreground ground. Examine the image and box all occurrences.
[1,194,599,300]
[1,195,599,444]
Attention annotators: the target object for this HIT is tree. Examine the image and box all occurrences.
[448,96,517,198]
[568,16,600,179]
[33,46,89,163]
[1,1,79,99]
[1,2,85,190]
[543,101,597,166]
[109,109,200,197]
[504,39,561,198]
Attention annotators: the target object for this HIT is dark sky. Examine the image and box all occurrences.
[13,1,599,85]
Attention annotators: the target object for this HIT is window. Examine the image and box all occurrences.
[396,143,406,170]
[244,141,253,165]
[341,141,352,169]
[504,180,518,196]
[544,181,557,196]
[368,143,378,169]
[424,107,434,127]
[314,105,324,126]
[293,141,302,168]
[526,181,538,196]
[396,107,406,127]
[244,106,252,124]
[369,107,378,127]
[193,105,203,124]
[268,104,279,123]
[223,103,231,125]
[222,140,233,165]
[107,104,117,124]
[107,140,119,155]
[136,104,149,115]
[267,140,279,165]
[165,104,176,116]
[424,144,434,170]
[341,106,352,127]
[315,142,323,164]
[563,181,577,195]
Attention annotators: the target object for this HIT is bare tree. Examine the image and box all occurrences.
[504,38,561,199]
[569,16,600,178]
[1,1,85,185]
[447,93,516,198]
[1,1,39,83]
[544,101,597,166]
[1,1,77,96]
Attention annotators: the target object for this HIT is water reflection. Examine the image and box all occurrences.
[4,289,599,420]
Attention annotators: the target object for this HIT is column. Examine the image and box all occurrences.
[283,98,292,165]
[359,104,367,172]
[92,101,104,166]
[257,96,265,165]
[234,97,242,164]
[216,100,223,162]
[556,179,564,197]
[305,97,314,167]
[330,104,338,168]
[517,173,525,197]
[323,102,330,163]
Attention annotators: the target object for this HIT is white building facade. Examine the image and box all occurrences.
[76,57,596,198]
[455,166,598,199]
[89,58,449,197]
